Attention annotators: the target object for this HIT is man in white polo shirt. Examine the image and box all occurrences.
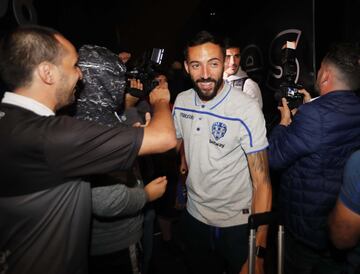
[223,37,263,109]
[172,31,272,274]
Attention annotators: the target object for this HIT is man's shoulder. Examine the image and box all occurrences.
[178,88,194,97]
[174,88,194,106]
[228,86,259,105]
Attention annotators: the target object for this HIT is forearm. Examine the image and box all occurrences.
[140,100,176,155]
[92,184,147,217]
[248,150,273,247]
[252,178,272,247]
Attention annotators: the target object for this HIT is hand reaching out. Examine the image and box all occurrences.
[144,176,167,202]
[149,81,170,105]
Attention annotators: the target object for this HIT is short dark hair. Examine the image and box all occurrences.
[184,30,225,61]
[223,37,240,50]
[0,24,63,90]
[323,42,360,90]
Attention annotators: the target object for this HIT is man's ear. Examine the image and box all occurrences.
[36,62,55,85]
[184,61,189,74]
[319,67,330,88]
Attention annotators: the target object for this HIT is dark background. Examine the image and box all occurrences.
[1,0,360,121]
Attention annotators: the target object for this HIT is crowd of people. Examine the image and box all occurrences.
[0,24,359,274]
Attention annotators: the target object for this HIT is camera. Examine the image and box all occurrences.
[280,84,304,110]
[126,48,164,98]
[279,41,304,109]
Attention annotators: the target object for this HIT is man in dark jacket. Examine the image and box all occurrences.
[268,42,360,274]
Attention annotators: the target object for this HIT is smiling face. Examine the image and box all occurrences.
[224,47,241,77]
[184,42,225,101]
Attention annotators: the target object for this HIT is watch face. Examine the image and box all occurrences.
[256,246,266,258]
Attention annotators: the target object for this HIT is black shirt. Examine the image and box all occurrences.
[0,103,143,274]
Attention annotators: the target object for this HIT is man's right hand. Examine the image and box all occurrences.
[299,88,312,103]
[144,176,168,202]
[149,81,170,105]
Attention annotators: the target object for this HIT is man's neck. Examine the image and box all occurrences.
[14,88,56,112]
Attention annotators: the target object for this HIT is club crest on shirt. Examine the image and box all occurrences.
[0,111,5,119]
[212,122,227,141]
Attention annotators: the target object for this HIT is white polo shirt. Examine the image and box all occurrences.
[173,82,268,227]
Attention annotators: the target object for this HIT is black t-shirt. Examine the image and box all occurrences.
[0,103,143,274]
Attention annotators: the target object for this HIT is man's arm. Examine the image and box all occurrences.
[240,149,272,274]
[175,139,188,175]
[329,199,360,249]
[138,82,177,155]
[268,101,321,170]
[247,150,272,246]
[92,184,147,217]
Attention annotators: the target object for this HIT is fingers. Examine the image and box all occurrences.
[291,108,298,116]
[129,79,143,90]
[149,82,170,104]
[179,163,188,175]
[151,176,167,184]
[278,97,292,126]
[132,113,151,128]
[298,88,312,103]
[281,97,289,108]
[142,112,151,127]
[132,122,141,128]
[145,176,168,202]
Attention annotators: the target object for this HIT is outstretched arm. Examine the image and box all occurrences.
[139,82,176,155]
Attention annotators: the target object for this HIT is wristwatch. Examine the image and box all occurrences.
[255,246,266,258]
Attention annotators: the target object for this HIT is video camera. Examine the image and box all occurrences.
[126,48,165,98]
[279,41,303,109]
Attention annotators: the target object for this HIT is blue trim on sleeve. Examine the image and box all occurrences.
[246,146,269,155]
[173,106,254,147]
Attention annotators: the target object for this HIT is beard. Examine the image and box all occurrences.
[55,74,77,110]
[191,77,224,101]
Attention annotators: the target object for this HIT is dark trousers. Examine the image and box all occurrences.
[284,231,345,274]
[182,210,248,274]
[89,244,142,274]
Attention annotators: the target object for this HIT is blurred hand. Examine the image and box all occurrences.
[125,79,143,108]
[299,88,312,103]
[118,51,131,64]
[149,81,170,105]
[278,97,292,126]
[144,176,167,202]
[132,112,151,128]
[179,156,188,175]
